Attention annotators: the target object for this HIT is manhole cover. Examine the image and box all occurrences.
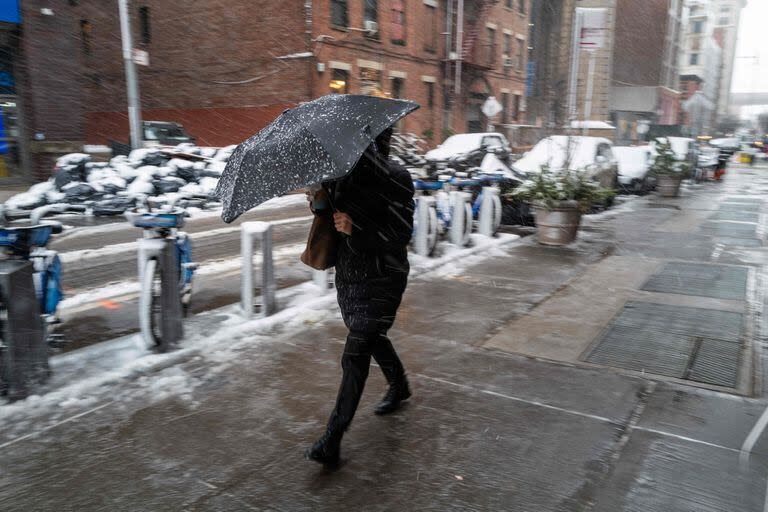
[642,262,748,301]
[710,211,760,222]
[701,221,757,238]
[585,302,743,387]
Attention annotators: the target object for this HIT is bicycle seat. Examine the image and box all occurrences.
[126,209,186,229]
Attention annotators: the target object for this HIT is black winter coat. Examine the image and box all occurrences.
[324,151,415,335]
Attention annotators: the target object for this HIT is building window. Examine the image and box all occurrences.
[426,82,434,108]
[720,6,731,12]
[690,53,699,65]
[139,6,151,44]
[391,77,404,99]
[486,27,496,66]
[518,39,525,69]
[331,0,348,27]
[719,17,729,25]
[330,69,349,94]
[80,20,92,56]
[501,92,509,124]
[424,3,438,52]
[364,0,378,23]
[519,0,526,14]
[391,0,406,45]
[692,20,703,33]
[506,0,513,8]
[503,33,511,55]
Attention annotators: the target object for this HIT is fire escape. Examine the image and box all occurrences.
[444,0,500,124]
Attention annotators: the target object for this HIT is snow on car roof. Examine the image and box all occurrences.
[570,120,616,129]
[513,135,610,174]
[613,146,651,180]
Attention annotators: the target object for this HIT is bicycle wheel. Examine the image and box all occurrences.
[491,193,502,235]
[462,201,473,246]
[427,204,439,256]
[138,258,163,349]
[0,289,6,397]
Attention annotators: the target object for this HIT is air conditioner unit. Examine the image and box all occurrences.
[364,20,379,34]
[503,57,515,68]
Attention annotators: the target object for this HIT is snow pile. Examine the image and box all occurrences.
[2,144,237,216]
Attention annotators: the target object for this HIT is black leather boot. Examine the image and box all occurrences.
[374,376,411,415]
[305,427,342,468]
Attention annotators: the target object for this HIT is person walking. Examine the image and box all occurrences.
[305,128,414,468]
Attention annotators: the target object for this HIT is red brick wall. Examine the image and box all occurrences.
[74,0,311,144]
[614,0,669,87]
[85,104,296,146]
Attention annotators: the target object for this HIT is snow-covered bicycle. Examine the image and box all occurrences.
[126,203,196,350]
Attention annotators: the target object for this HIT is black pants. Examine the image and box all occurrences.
[327,330,405,433]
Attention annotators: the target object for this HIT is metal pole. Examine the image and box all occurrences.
[455,0,464,97]
[567,8,583,125]
[582,50,597,136]
[118,0,143,149]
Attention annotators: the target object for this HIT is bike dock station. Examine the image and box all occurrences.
[240,221,277,319]
[0,259,50,401]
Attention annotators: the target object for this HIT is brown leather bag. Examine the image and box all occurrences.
[300,191,339,270]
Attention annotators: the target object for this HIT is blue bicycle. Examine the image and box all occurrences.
[126,205,197,349]
[413,178,474,253]
[0,220,65,348]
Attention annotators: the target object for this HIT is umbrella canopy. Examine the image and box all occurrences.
[215,94,419,223]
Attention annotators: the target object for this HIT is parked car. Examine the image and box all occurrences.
[425,133,512,173]
[142,121,196,147]
[613,146,653,193]
[512,135,619,189]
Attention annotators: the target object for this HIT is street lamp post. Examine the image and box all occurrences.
[118,0,143,149]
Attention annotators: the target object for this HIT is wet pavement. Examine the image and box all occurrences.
[3,164,768,511]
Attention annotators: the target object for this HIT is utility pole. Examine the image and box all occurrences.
[118,0,143,149]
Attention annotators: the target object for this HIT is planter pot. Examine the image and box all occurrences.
[533,200,581,246]
[657,175,682,198]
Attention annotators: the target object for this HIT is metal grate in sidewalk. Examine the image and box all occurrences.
[641,262,748,300]
[584,301,743,388]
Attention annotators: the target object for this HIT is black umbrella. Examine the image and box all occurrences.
[215,94,419,223]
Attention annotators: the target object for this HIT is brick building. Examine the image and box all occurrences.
[5,0,530,183]
[610,0,684,144]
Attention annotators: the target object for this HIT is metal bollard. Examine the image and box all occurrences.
[478,187,501,237]
[0,260,49,400]
[241,221,276,319]
[414,195,435,257]
[450,191,473,246]
[313,269,330,291]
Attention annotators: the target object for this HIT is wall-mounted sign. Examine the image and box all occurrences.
[577,8,607,50]
[133,49,150,66]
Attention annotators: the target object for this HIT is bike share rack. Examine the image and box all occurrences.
[414,195,437,257]
[0,260,49,400]
[241,222,277,319]
[137,236,184,351]
[478,186,502,237]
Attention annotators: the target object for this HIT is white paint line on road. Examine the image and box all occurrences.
[0,400,115,451]
[632,426,740,454]
[418,373,739,454]
[740,404,768,464]
[415,373,615,424]
[59,245,305,314]
[60,215,312,264]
